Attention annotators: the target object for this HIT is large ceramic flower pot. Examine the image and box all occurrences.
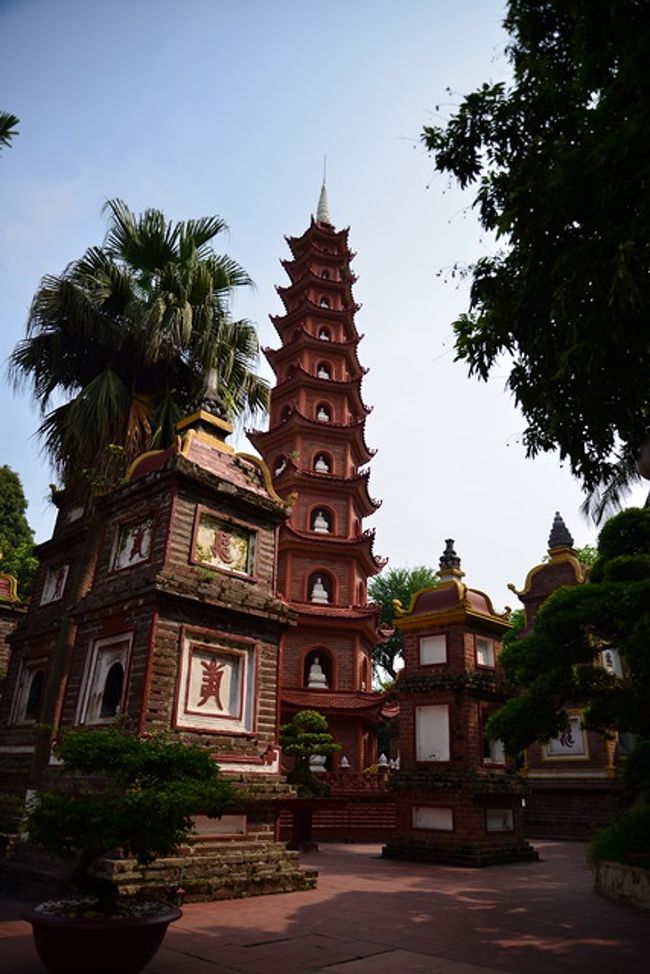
[23,903,182,974]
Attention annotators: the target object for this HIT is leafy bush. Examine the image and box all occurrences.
[591,805,650,869]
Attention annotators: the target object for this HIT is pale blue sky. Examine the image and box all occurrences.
[1,0,643,604]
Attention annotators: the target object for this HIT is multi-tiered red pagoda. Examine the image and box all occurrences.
[249,186,386,771]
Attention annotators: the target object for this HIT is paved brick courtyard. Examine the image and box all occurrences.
[0,841,646,974]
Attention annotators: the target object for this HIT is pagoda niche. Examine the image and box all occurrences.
[248,186,386,771]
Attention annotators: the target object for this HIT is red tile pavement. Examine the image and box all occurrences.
[0,841,647,974]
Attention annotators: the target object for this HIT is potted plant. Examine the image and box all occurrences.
[22,725,236,974]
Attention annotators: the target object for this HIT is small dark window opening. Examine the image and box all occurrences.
[100,662,125,719]
[24,670,45,721]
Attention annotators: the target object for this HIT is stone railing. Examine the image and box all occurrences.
[322,770,391,794]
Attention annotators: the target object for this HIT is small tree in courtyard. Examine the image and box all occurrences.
[279,710,341,798]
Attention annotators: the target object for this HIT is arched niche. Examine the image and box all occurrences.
[313,452,331,474]
[319,295,330,308]
[316,402,332,422]
[307,571,334,605]
[310,507,333,534]
[303,648,335,689]
[318,326,331,341]
[316,361,332,379]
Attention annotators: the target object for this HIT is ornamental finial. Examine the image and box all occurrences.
[194,367,228,422]
[439,539,461,571]
[316,177,332,226]
[548,512,574,550]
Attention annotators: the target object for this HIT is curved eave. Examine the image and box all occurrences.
[508,548,588,597]
[272,365,371,416]
[276,272,355,307]
[274,470,380,518]
[247,409,376,465]
[282,525,383,576]
[394,604,512,635]
[281,255,357,287]
[270,298,361,334]
[281,688,385,720]
[289,600,380,621]
[263,329,366,377]
[286,221,351,259]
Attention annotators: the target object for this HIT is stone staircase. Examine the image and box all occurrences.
[93,839,318,902]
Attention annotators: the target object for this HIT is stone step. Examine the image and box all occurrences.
[94,841,318,902]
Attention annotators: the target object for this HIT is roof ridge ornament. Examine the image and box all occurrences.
[548,511,574,550]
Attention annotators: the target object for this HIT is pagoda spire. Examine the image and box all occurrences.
[316,181,332,226]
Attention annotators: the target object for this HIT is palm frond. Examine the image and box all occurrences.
[0,111,19,150]
[581,455,642,525]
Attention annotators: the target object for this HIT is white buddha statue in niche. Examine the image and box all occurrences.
[310,576,330,604]
[318,328,330,341]
[317,364,330,379]
[316,405,330,422]
[314,454,330,473]
[307,655,328,688]
[312,510,330,533]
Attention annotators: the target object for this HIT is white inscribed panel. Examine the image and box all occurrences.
[416,705,450,762]
[486,808,514,832]
[412,806,453,831]
[419,635,446,665]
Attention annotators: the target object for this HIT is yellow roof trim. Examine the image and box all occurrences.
[508,548,587,597]
[236,452,297,510]
[175,409,233,436]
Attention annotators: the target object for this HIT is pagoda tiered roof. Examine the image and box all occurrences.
[273,462,381,517]
[281,254,357,287]
[285,219,351,260]
[248,407,376,467]
[282,524,385,576]
[270,298,361,340]
[271,365,372,418]
[263,330,367,380]
[276,271,355,309]
[281,687,385,721]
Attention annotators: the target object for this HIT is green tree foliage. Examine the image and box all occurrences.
[279,710,341,797]
[369,566,438,680]
[423,1,650,499]
[0,465,37,600]
[0,112,19,152]
[10,199,269,487]
[25,726,236,902]
[488,508,650,798]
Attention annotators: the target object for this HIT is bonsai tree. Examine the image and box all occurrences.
[279,710,341,798]
[25,725,236,911]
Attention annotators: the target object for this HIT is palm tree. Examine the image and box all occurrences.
[10,199,268,486]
